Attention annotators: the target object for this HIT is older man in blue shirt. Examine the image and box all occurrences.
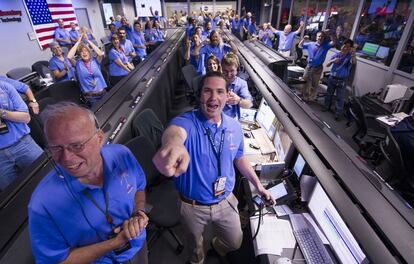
[270,21,304,56]
[323,39,356,120]
[54,19,71,48]
[28,102,149,264]
[0,80,43,191]
[153,71,273,264]
[299,31,336,102]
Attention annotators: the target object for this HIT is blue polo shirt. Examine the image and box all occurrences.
[0,80,30,149]
[224,77,252,119]
[155,29,165,42]
[201,29,211,41]
[197,43,232,75]
[330,52,353,79]
[121,39,135,62]
[75,58,107,93]
[189,43,199,69]
[68,29,79,44]
[170,109,244,204]
[275,31,297,51]
[145,28,157,43]
[248,24,257,35]
[49,56,76,83]
[130,31,147,58]
[231,19,241,33]
[28,144,146,264]
[259,29,274,47]
[186,25,195,39]
[54,27,70,46]
[243,18,252,29]
[0,76,28,93]
[109,48,129,77]
[303,40,334,67]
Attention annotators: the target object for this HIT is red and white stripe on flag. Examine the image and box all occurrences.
[23,0,78,50]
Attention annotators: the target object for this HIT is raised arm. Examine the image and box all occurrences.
[152,125,190,177]
[67,37,82,60]
[294,21,305,35]
[86,35,104,62]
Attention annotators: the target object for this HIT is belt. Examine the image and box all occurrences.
[180,194,222,206]
[83,89,106,97]
[0,134,28,150]
[330,76,347,80]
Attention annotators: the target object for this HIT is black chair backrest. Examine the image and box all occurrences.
[28,115,46,149]
[6,67,32,80]
[350,97,368,135]
[48,80,81,103]
[132,109,164,150]
[381,127,406,178]
[38,97,58,113]
[125,136,161,187]
[181,64,197,91]
[31,61,51,78]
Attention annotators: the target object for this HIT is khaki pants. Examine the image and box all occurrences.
[180,193,243,264]
[302,65,323,101]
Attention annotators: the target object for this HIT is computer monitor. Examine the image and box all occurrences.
[376,46,390,59]
[273,123,294,162]
[256,98,276,140]
[293,154,306,178]
[309,22,319,31]
[308,183,367,264]
[362,42,380,57]
[240,108,257,124]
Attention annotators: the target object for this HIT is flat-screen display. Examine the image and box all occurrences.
[308,183,367,263]
[376,46,390,59]
[362,42,380,56]
[293,154,306,178]
[256,98,276,140]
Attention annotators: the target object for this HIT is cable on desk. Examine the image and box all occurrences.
[252,203,264,241]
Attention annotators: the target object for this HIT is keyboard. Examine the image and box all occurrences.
[251,128,275,155]
[290,214,334,264]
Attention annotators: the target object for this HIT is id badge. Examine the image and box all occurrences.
[90,79,96,87]
[214,176,226,197]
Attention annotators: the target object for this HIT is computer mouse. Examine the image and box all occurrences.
[276,257,292,264]
[244,132,251,138]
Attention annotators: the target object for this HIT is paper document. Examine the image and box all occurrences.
[376,112,409,126]
[273,205,293,217]
[250,214,296,256]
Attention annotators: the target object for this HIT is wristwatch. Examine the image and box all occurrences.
[29,99,37,103]
[1,109,6,118]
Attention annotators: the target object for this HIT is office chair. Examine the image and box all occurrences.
[6,67,32,80]
[131,108,164,150]
[27,97,57,149]
[31,61,51,78]
[376,127,407,184]
[181,64,197,97]
[295,43,307,68]
[125,136,184,254]
[349,97,386,160]
[48,80,81,104]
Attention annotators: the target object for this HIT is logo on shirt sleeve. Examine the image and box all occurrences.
[118,170,134,194]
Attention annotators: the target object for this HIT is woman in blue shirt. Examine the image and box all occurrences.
[48,42,76,83]
[145,21,158,53]
[67,35,107,106]
[108,34,134,86]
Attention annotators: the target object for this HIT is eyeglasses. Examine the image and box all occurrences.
[47,131,98,156]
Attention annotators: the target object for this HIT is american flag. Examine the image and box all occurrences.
[23,0,78,50]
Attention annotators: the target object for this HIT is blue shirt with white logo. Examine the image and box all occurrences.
[54,27,71,46]
[0,80,30,148]
[197,43,232,75]
[75,58,107,93]
[29,144,146,264]
[109,48,129,77]
[49,56,76,83]
[330,52,353,79]
[170,109,244,204]
[223,76,252,119]
[130,31,147,58]
[303,40,334,67]
[275,31,297,51]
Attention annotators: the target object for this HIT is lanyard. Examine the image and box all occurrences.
[205,127,225,177]
[82,189,114,228]
[82,60,95,78]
